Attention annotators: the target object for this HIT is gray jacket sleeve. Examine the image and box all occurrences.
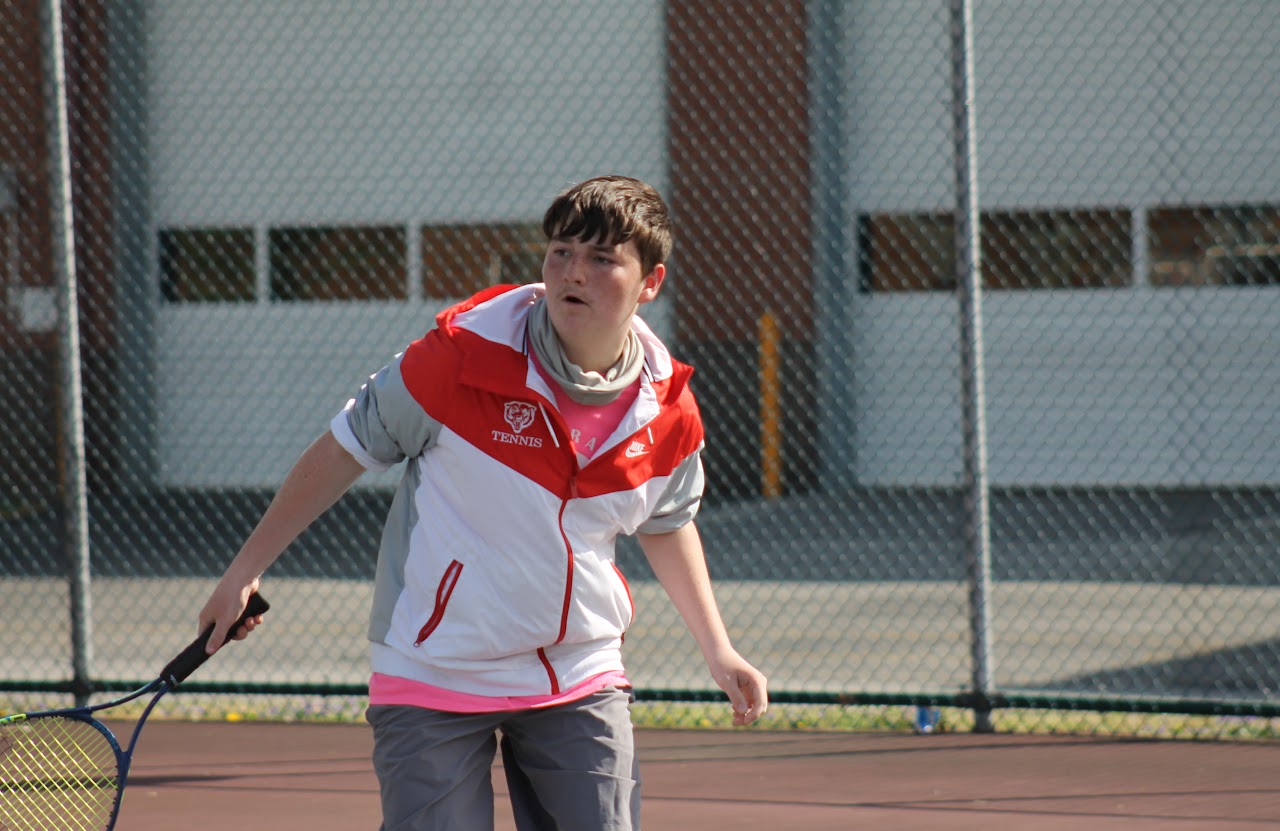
[330,353,442,471]
[636,446,705,534]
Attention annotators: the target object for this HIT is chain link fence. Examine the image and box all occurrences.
[3,0,1279,738]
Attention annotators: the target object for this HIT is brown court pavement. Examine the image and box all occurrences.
[109,720,1280,830]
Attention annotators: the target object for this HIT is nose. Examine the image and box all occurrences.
[564,252,589,284]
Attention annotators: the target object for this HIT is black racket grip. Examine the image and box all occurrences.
[161,592,270,686]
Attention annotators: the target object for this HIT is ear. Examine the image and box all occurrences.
[638,263,666,305]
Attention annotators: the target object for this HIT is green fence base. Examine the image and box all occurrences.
[8,680,1277,720]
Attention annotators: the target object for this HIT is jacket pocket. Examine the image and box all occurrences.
[414,559,463,646]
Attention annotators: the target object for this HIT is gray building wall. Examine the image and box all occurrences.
[145,0,670,488]
[844,0,1280,485]
[143,0,1280,489]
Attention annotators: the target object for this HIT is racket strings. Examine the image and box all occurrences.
[1,716,120,831]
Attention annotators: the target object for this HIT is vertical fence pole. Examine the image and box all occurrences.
[808,0,856,490]
[42,0,94,705]
[948,0,995,733]
[758,310,782,499]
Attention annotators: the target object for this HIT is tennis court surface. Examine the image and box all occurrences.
[108,720,1279,830]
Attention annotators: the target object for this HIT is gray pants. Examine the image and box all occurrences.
[368,688,640,830]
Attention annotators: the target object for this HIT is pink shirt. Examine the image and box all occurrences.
[537,362,642,465]
[369,670,631,713]
[368,359,641,712]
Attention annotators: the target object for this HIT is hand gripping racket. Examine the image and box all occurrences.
[0,592,269,831]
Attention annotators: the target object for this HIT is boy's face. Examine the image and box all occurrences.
[542,235,664,370]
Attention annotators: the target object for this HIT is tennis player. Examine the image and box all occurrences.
[197,175,768,830]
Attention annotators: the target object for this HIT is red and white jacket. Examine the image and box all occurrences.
[331,284,706,697]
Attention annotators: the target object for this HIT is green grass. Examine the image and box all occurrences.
[632,702,1280,740]
[629,701,914,732]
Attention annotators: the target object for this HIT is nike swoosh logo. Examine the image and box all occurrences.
[625,442,649,458]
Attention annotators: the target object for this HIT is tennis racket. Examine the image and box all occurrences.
[0,592,269,831]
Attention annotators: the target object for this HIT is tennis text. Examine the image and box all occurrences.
[492,431,544,448]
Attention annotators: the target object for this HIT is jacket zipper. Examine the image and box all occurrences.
[414,559,463,646]
[540,468,578,696]
[553,476,577,646]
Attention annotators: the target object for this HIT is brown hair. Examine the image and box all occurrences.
[542,175,673,275]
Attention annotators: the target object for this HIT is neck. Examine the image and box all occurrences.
[562,334,627,374]
[528,299,645,406]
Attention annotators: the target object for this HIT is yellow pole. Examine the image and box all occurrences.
[758,310,782,499]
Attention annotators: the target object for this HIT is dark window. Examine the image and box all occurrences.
[858,212,952,292]
[420,223,544,299]
[159,228,255,302]
[860,209,1132,292]
[1149,205,1280,286]
[269,226,407,301]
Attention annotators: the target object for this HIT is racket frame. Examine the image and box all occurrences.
[0,592,268,830]
[1,681,166,830]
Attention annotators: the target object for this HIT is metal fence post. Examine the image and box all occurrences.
[42,0,93,706]
[949,0,995,733]
[808,0,856,490]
